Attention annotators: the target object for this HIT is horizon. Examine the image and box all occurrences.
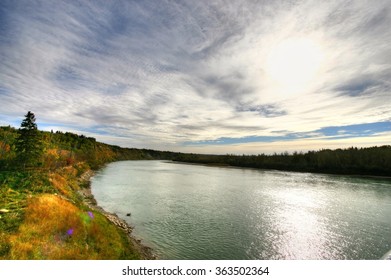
[1,1,390,154]
[2,120,390,157]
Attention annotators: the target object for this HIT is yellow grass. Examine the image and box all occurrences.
[9,194,135,259]
[49,166,80,197]
[49,173,70,196]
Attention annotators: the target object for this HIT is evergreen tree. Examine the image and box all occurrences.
[15,111,43,167]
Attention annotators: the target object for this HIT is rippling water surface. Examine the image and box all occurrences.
[91,160,391,259]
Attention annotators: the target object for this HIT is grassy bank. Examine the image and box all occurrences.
[0,164,151,259]
[0,125,155,259]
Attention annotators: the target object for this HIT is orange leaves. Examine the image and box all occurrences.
[0,141,11,160]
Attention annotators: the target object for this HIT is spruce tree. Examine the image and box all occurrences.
[15,111,43,167]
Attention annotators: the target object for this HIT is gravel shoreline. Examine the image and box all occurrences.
[78,170,156,259]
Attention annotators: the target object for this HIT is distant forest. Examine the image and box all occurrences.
[1,124,390,177]
[172,146,391,177]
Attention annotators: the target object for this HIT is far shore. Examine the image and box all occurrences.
[170,160,391,181]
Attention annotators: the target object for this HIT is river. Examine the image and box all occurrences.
[90,160,391,259]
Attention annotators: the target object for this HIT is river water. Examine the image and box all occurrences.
[90,160,391,259]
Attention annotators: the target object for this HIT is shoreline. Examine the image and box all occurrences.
[171,160,391,181]
[78,169,157,260]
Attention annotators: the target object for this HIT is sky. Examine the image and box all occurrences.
[1,0,390,154]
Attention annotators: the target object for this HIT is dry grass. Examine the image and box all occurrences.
[49,173,70,196]
[48,166,80,198]
[9,194,137,259]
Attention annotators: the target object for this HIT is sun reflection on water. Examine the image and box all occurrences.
[248,179,343,259]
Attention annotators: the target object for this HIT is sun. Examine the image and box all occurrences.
[266,38,324,92]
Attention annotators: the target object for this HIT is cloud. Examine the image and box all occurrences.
[1,0,390,153]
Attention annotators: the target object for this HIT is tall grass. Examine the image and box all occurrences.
[9,194,139,259]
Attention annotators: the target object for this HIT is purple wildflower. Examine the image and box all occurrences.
[67,228,74,236]
[88,211,94,219]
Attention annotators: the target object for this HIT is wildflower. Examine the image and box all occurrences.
[67,228,74,236]
[88,211,94,219]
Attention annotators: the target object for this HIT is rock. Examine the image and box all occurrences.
[126,213,131,216]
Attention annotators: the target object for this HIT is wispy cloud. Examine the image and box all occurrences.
[1,0,390,153]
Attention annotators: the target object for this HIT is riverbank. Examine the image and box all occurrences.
[0,165,156,259]
[77,169,156,260]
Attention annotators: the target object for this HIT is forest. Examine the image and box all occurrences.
[173,146,391,177]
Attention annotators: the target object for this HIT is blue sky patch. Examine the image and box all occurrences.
[186,121,391,146]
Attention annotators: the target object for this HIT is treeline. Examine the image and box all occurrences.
[172,146,391,176]
[1,121,390,176]
[0,124,153,170]
[0,120,184,171]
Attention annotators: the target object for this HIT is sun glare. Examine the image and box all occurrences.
[266,38,324,92]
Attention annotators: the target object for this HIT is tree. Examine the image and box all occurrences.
[15,111,43,167]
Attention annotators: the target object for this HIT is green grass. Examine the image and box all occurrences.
[0,172,29,257]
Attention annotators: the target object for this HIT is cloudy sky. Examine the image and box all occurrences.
[1,0,390,154]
